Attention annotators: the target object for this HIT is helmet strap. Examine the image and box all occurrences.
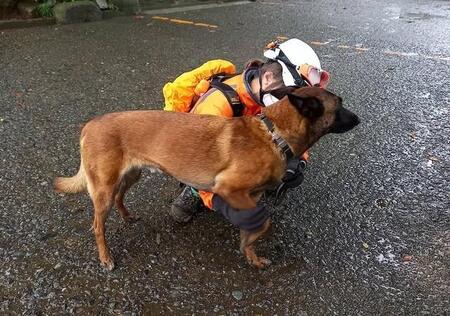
[276,51,307,87]
[258,68,267,104]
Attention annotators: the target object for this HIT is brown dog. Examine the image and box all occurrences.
[54,87,359,270]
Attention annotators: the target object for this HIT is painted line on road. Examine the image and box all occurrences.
[310,41,370,52]
[168,18,194,25]
[423,55,450,62]
[308,41,449,63]
[152,16,169,20]
[384,50,418,57]
[194,22,218,28]
[143,1,252,15]
[152,16,218,28]
[310,41,330,46]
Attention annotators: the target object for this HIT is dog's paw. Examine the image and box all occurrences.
[249,257,272,269]
[123,214,140,223]
[100,257,115,271]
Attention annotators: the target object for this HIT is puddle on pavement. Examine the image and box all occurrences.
[385,5,448,22]
[400,12,447,22]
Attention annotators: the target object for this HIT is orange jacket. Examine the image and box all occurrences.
[191,70,309,209]
[191,72,261,117]
[191,71,261,208]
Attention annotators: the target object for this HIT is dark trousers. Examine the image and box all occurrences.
[212,195,269,232]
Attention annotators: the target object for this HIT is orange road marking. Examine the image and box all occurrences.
[152,16,218,28]
[194,23,218,28]
[310,41,329,46]
[152,16,169,20]
[384,50,418,57]
[169,18,194,25]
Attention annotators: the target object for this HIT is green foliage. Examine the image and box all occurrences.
[37,1,54,17]
[107,2,118,10]
[36,0,116,17]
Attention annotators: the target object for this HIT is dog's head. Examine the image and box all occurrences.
[269,86,359,149]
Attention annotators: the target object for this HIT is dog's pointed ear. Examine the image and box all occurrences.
[269,86,297,100]
[287,93,324,119]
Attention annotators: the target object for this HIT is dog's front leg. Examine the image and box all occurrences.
[240,218,272,269]
[114,168,142,223]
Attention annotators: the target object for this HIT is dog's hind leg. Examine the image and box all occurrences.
[240,218,272,269]
[115,168,142,223]
[91,186,116,271]
[84,159,120,271]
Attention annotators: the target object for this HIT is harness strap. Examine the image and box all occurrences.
[210,76,244,117]
[276,51,308,87]
[260,115,294,161]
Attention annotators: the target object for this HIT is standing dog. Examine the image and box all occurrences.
[54,87,359,270]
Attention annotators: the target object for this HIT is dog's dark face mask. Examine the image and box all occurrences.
[328,97,360,134]
[286,89,360,137]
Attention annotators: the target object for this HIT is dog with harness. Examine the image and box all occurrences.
[54,86,359,270]
[54,39,359,270]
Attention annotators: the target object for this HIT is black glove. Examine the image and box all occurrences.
[274,157,307,205]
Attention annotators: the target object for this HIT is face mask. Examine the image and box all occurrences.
[262,93,280,106]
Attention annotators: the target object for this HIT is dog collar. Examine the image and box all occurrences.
[260,115,294,161]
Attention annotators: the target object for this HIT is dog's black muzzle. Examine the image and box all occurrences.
[329,107,360,134]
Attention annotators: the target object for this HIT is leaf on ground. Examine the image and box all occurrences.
[402,255,413,262]
[428,155,439,162]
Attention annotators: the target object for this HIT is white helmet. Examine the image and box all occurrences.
[263,38,329,88]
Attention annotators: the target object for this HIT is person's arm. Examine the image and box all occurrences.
[192,89,234,117]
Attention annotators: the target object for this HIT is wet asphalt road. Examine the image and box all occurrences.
[1,0,449,314]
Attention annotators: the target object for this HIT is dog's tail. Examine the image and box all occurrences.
[54,162,87,194]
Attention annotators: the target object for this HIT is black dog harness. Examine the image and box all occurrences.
[259,114,294,161]
[260,114,308,205]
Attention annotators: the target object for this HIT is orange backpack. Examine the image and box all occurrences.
[163,59,237,113]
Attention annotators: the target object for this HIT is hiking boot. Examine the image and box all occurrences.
[169,186,201,223]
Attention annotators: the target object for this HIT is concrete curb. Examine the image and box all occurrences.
[141,1,252,15]
[0,17,55,30]
[0,9,127,30]
[0,0,248,30]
